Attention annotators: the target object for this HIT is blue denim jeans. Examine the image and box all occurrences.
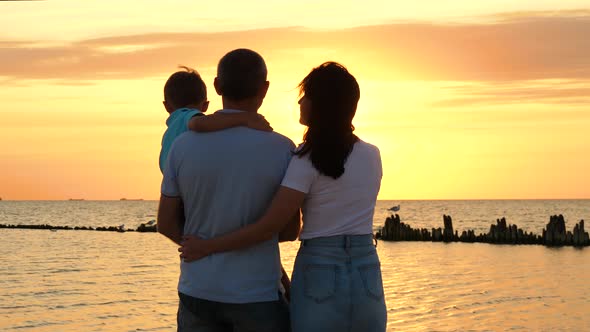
[177,292,290,332]
[290,235,387,332]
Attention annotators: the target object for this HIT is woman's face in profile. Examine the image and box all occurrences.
[298,95,312,126]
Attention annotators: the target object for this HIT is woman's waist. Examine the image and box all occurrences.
[299,217,374,240]
[300,234,375,248]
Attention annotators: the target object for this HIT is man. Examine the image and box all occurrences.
[158,48,298,332]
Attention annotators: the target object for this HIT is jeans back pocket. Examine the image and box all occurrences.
[304,264,337,303]
[358,263,384,300]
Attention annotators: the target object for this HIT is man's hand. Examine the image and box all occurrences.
[244,113,273,132]
[179,235,211,262]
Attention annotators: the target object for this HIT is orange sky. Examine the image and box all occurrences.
[1,1,589,200]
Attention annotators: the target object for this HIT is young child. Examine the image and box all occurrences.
[159,66,271,172]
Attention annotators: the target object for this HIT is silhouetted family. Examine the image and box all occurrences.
[157,49,386,332]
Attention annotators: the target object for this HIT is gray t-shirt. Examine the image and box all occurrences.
[161,110,295,303]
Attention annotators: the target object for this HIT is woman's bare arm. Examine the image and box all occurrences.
[278,210,301,242]
[179,186,305,261]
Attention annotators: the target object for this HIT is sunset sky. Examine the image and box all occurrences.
[1,0,589,200]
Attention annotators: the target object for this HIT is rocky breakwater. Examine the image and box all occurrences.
[0,220,158,233]
[375,214,589,247]
[544,214,589,246]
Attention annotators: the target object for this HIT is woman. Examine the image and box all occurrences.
[180,62,386,331]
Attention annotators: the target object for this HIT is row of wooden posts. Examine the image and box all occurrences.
[2,215,589,247]
[0,222,157,233]
[375,214,590,247]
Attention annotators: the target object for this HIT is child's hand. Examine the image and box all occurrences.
[179,235,211,262]
[245,113,273,132]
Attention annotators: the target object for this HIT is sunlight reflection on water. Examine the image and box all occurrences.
[1,200,589,331]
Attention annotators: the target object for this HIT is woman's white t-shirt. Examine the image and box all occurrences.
[281,140,382,240]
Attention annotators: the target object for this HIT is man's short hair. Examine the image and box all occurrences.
[217,49,267,100]
[164,66,207,110]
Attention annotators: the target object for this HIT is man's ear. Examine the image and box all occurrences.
[214,77,223,96]
[259,81,270,100]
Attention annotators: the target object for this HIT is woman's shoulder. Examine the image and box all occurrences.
[354,138,381,155]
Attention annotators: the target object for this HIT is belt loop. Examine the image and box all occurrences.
[344,235,351,248]
[373,234,378,248]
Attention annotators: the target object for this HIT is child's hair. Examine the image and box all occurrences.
[164,66,207,110]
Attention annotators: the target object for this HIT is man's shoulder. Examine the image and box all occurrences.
[266,131,296,149]
[171,129,294,148]
[168,130,197,149]
[234,129,295,151]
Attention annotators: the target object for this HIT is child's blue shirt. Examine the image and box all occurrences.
[159,108,203,172]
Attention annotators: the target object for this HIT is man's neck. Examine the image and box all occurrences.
[222,98,259,113]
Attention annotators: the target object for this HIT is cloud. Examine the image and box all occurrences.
[488,9,590,23]
[433,80,590,107]
[0,11,589,83]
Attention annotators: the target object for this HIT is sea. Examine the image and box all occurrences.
[0,200,589,331]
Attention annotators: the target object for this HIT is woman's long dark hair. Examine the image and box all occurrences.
[295,62,359,179]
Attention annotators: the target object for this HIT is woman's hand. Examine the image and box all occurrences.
[179,235,211,262]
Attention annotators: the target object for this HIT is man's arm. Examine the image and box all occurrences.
[188,112,272,132]
[280,266,292,302]
[278,210,301,242]
[157,195,184,245]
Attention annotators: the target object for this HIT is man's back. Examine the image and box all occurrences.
[162,117,295,303]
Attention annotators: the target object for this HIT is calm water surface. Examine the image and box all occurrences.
[1,200,589,331]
